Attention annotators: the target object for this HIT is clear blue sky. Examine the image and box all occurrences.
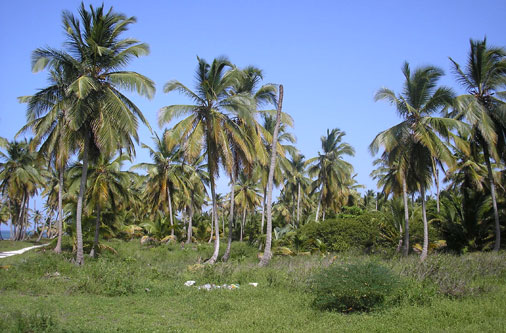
[1,0,505,203]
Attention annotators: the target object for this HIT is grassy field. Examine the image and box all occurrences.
[0,239,48,252]
[0,239,505,332]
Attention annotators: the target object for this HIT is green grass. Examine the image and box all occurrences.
[0,239,505,332]
[0,239,48,252]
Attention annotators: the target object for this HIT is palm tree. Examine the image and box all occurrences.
[133,132,190,237]
[370,62,465,260]
[450,38,506,251]
[31,3,155,265]
[234,170,262,241]
[85,154,132,257]
[19,62,77,253]
[259,85,284,267]
[283,152,310,227]
[308,128,355,222]
[0,139,45,240]
[159,56,254,264]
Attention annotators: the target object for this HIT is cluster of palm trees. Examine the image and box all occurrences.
[370,38,506,259]
[0,2,504,266]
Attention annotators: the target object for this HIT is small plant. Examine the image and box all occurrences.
[310,261,400,313]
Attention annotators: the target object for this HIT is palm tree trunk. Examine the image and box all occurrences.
[167,187,174,237]
[208,207,214,244]
[186,205,193,244]
[15,193,26,241]
[260,188,266,233]
[90,203,100,258]
[222,173,236,262]
[402,177,410,257]
[420,186,429,261]
[206,174,220,264]
[435,168,440,213]
[296,183,301,228]
[322,210,326,222]
[75,134,90,266]
[36,217,46,242]
[240,206,246,242]
[315,182,324,222]
[259,84,283,267]
[54,167,64,253]
[483,148,501,251]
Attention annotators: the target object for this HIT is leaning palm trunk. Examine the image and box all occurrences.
[259,85,283,267]
[75,135,89,266]
[402,177,410,256]
[90,204,100,258]
[420,186,428,261]
[15,193,26,241]
[222,173,236,261]
[54,168,64,253]
[483,148,501,251]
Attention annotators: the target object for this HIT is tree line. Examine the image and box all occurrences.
[0,3,504,265]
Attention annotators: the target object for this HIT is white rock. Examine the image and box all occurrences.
[184,280,196,286]
[249,282,258,287]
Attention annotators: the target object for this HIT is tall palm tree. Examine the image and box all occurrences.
[308,128,355,222]
[259,85,284,267]
[450,38,506,251]
[31,3,155,265]
[370,62,465,260]
[19,63,77,253]
[222,66,276,261]
[159,56,254,264]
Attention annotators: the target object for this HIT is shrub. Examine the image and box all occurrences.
[298,211,385,252]
[310,261,400,313]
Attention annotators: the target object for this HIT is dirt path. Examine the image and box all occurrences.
[0,243,50,259]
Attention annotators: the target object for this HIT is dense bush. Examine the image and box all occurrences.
[310,261,401,312]
[297,211,386,252]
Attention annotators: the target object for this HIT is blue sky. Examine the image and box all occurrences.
[1,0,505,207]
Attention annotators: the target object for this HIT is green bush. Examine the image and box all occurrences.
[310,261,401,313]
[298,211,385,252]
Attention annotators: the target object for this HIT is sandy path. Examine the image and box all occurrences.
[0,243,50,259]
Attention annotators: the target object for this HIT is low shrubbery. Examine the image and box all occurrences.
[297,211,386,253]
[310,261,401,312]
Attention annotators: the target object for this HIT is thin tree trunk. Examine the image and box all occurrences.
[167,187,174,237]
[208,207,214,244]
[75,134,89,266]
[315,182,324,222]
[402,177,410,257]
[206,174,220,264]
[483,149,501,251]
[435,168,440,213]
[222,173,236,262]
[36,217,46,242]
[54,167,64,253]
[15,193,26,241]
[296,183,301,228]
[260,188,266,233]
[322,210,326,222]
[240,206,246,242]
[259,84,283,267]
[186,205,193,244]
[420,186,428,261]
[90,204,100,258]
